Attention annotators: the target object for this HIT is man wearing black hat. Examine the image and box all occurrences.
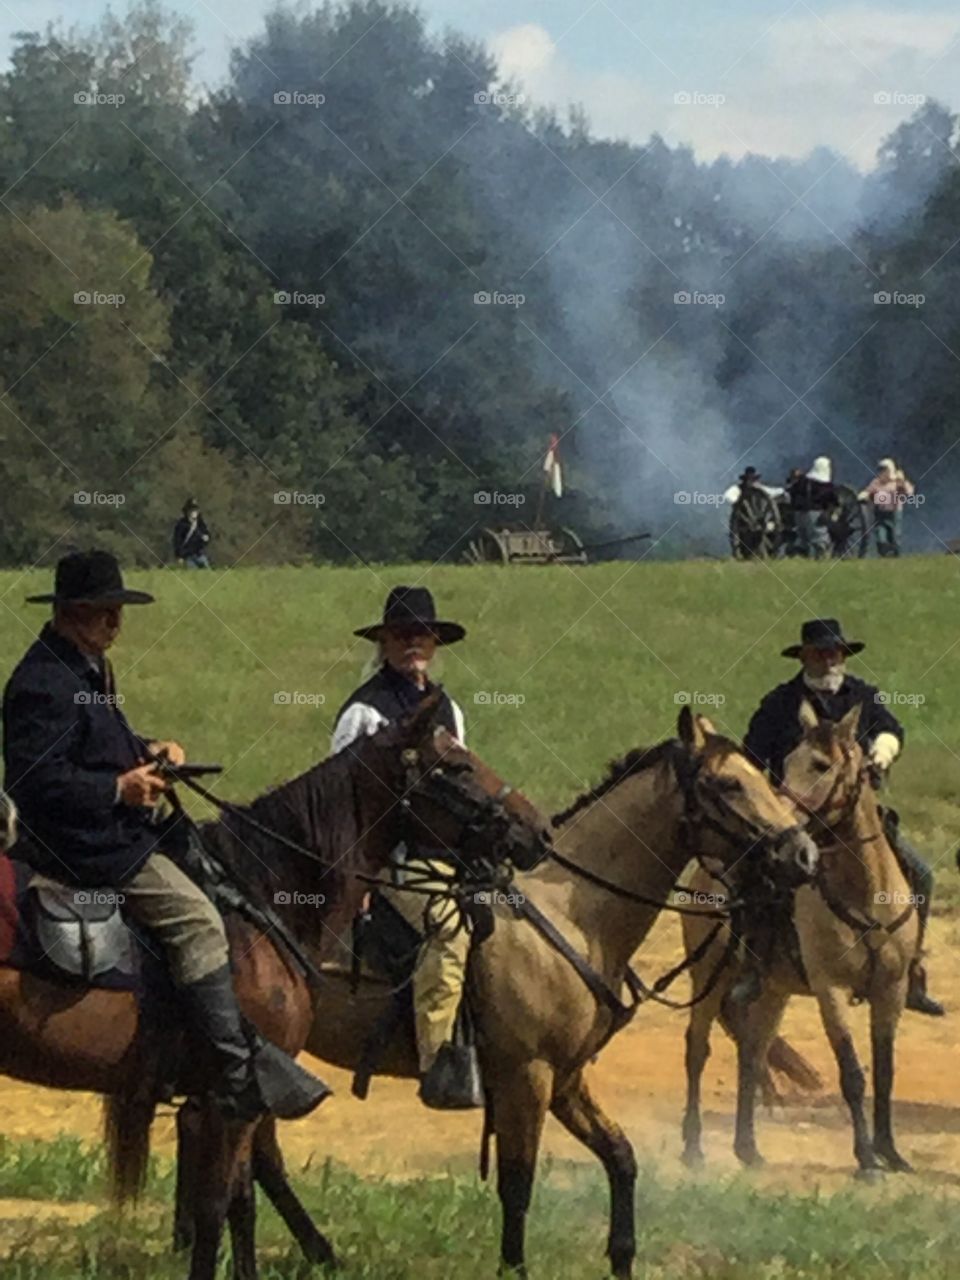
[2,550,329,1118]
[332,586,477,1108]
[173,497,211,568]
[743,618,943,1016]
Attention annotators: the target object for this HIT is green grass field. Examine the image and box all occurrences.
[0,555,958,1277]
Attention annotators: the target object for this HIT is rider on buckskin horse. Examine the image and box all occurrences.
[331,585,479,1110]
[1,549,330,1119]
[743,617,944,1017]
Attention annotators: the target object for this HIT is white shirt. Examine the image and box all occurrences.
[331,689,466,755]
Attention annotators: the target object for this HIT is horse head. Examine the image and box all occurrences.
[368,689,551,875]
[781,701,867,837]
[677,706,818,887]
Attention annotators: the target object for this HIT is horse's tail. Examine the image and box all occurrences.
[766,1035,823,1093]
[103,1090,156,1205]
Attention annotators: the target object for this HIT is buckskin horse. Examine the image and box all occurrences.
[0,696,549,1280]
[680,703,918,1176]
[181,708,818,1279]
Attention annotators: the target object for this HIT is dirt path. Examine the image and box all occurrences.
[2,913,959,1196]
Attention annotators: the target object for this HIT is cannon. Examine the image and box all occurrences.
[462,526,651,566]
[729,484,869,560]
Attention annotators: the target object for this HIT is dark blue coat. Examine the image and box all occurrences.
[2,624,161,885]
[743,671,904,785]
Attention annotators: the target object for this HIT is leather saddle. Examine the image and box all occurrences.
[28,875,138,984]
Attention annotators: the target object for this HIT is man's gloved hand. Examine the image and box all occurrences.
[118,763,168,807]
[869,732,900,773]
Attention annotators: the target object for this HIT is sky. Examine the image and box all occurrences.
[3,0,960,169]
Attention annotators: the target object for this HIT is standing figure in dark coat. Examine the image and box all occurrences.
[173,497,211,568]
[2,550,328,1117]
[787,457,837,559]
[743,617,944,1016]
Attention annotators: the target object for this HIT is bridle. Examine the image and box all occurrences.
[396,746,549,873]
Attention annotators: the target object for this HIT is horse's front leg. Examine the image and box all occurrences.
[252,1116,339,1267]
[814,987,878,1176]
[871,983,912,1172]
[493,1061,552,1275]
[552,1070,636,1279]
[228,1159,258,1280]
[174,1100,201,1252]
[681,977,726,1167]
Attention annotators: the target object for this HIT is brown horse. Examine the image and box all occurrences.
[680,703,919,1176]
[0,695,548,1280]
[190,709,818,1279]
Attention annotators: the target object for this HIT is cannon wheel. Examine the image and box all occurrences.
[462,527,511,565]
[829,484,870,559]
[553,526,588,564]
[729,488,782,560]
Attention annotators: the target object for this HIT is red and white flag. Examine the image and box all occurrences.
[543,433,563,498]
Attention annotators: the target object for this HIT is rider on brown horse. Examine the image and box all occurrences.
[1,550,330,1119]
[332,585,478,1109]
[742,617,944,1016]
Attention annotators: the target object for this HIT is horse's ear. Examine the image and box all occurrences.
[838,703,862,743]
[397,688,445,744]
[678,706,711,751]
[798,699,819,733]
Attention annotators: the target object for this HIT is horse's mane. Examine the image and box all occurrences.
[199,741,377,944]
[551,732,744,828]
[552,739,680,827]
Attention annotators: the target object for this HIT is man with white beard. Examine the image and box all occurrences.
[740,618,943,1016]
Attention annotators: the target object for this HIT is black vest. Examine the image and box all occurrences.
[335,665,458,737]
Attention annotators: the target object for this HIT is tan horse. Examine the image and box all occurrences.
[681,703,919,1176]
[203,709,817,1279]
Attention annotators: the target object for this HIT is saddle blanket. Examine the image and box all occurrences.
[0,852,143,991]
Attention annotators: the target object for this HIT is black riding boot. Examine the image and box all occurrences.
[181,965,332,1120]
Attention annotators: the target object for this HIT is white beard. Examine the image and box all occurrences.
[803,668,845,694]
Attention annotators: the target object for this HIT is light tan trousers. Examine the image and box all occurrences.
[380,858,470,1071]
[122,852,228,986]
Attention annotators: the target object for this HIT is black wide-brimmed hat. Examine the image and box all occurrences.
[739,466,761,484]
[354,586,465,646]
[782,617,863,659]
[26,550,154,606]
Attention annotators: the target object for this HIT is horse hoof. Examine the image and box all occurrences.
[735,1149,765,1169]
[681,1148,704,1169]
[854,1166,884,1183]
[878,1153,913,1174]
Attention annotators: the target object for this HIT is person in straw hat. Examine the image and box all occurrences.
[332,586,481,1109]
[858,458,916,557]
[787,456,837,559]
